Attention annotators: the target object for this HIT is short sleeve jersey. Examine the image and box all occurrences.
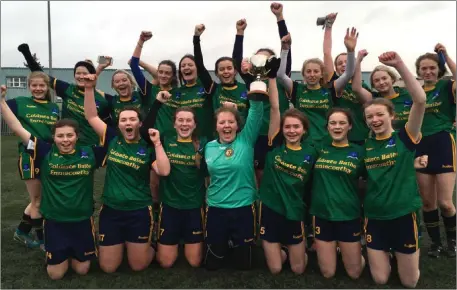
[259,134,317,221]
[100,126,156,211]
[363,126,422,220]
[310,140,365,221]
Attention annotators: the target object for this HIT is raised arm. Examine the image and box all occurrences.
[271,2,292,76]
[95,56,113,77]
[139,60,159,85]
[436,43,456,81]
[128,58,159,86]
[148,129,171,176]
[380,52,426,140]
[323,13,337,81]
[18,43,70,97]
[193,24,215,94]
[0,86,31,145]
[352,49,373,103]
[333,27,358,95]
[82,75,107,139]
[139,91,169,144]
[18,43,44,72]
[268,77,280,140]
[130,31,154,96]
[233,19,247,73]
[277,34,294,95]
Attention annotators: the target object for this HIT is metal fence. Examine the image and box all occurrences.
[1,118,14,136]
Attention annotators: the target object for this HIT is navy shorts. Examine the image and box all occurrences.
[98,205,153,246]
[259,202,304,245]
[44,218,97,265]
[158,203,204,245]
[416,131,456,174]
[205,204,256,246]
[254,135,269,170]
[313,216,361,243]
[364,211,420,254]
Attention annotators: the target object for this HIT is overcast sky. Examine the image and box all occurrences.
[1,1,456,75]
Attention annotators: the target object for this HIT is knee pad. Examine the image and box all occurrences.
[204,244,228,271]
[232,244,252,270]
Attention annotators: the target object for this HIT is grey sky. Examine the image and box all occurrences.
[1,1,456,75]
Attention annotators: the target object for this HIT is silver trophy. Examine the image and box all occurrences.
[248,54,271,93]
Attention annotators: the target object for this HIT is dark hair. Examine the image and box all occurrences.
[158,60,178,87]
[415,53,447,79]
[52,119,80,135]
[256,48,276,57]
[214,107,243,133]
[215,56,236,72]
[334,53,348,70]
[73,60,96,76]
[326,107,353,126]
[363,98,395,117]
[280,108,310,136]
[118,106,143,123]
[178,54,196,86]
[174,107,201,168]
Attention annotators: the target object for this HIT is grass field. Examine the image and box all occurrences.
[1,135,456,289]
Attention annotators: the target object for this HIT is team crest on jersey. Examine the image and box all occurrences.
[132,95,138,102]
[403,100,413,107]
[303,155,312,164]
[347,152,359,160]
[22,164,30,171]
[51,108,59,115]
[175,91,181,99]
[80,150,89,158]
[385,137,396,148]
[240,91,248,100]
[197,87,205,95]
[225,148,234,157]
[320,89,329,96]
[431,90,440,100]
[95,100,100,108]
[136,147,146,156]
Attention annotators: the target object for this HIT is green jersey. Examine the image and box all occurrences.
[292,83,334,141]
[52,79,110,146]
[7,97,59,153]
[141,84,178,139]
[213,81,249,121]
[422,79,456,136]
[374,86,412,132]
[107,91,144,125]
[159,136,207,209]
[334,81,371,142]
[101,127,156,211]
[259,135,317,221]
[310,141,365,221]
[363,127,422,220]
[27,137,107,222]
[204,100,263,208]
[259,79,291,136]
[177,81,214,141]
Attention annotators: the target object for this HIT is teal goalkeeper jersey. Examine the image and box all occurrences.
[204,100,263,208]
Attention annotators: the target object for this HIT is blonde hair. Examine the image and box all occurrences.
[28,71,52,101]
[301,58,328,87]
[111,70,138,91]
[370,65,398,88]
